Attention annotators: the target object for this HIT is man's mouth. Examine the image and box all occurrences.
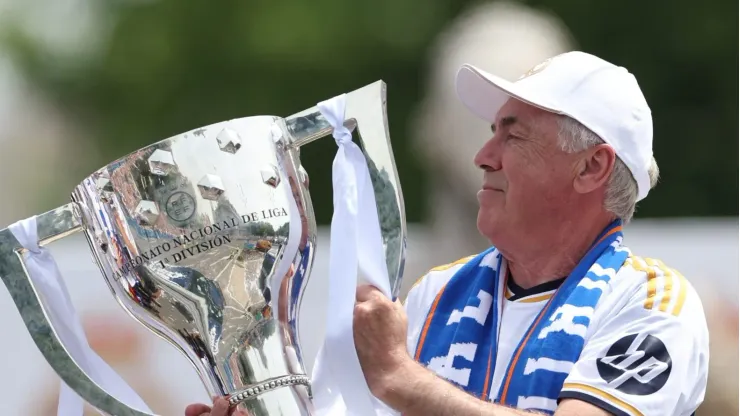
[482,185,502,192]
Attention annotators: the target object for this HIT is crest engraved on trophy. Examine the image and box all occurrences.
[0,81,406,416]
[165,191,197,222]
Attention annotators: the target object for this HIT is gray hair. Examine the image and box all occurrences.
[557,116,659,223]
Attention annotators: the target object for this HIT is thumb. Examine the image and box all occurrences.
[184,403,211,416]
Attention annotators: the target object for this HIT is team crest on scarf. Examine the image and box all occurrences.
[414,220,629,414]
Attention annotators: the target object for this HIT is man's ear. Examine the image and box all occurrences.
[573,144,616,194]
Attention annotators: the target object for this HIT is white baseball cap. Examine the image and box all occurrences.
[455,51,653,201]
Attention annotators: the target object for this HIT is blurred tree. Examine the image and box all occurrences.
[276,222,290,237]
[1,0,736,222]
[366,157,402,242]
[248,221,275,237]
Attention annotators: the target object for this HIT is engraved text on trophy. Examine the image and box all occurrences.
[114,208,289,277]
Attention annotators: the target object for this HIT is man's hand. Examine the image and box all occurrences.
[184,397,249,416]
[353,284,413,399]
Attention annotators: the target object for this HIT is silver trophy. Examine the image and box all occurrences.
[0,81,406,415]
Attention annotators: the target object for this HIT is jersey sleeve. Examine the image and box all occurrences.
[403,272,436,358]
[403,256,475,358]
[559,268,709,416]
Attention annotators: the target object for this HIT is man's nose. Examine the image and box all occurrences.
[473,135,502,171]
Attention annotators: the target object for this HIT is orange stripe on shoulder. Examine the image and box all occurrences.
[430,255,476,272]
[411,255,475,290]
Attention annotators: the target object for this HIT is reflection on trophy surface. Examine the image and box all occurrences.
[72,116,316,415]
[0,81,405,416]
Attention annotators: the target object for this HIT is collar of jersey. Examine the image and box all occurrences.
[505,272,566,303]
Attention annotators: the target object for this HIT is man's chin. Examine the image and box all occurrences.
[476,209,501,240]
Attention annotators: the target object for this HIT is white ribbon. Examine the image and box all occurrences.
[9,216,152,416]
[311,94,398,416]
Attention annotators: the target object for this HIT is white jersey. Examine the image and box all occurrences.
[404,254,709,416]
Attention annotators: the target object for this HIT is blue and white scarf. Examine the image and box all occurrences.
[414,220,628,414]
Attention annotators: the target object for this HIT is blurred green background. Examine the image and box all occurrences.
[1,0,737,225]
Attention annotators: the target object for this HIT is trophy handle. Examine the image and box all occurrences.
[0,203,156,416]
[285,81,407,298]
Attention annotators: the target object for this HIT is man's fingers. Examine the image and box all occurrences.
[185,396,248,416]
[356,284,384,302]
[356,284,375,301]
[184,403,211,416]
[231,407,252,416]
[211,397,231,416]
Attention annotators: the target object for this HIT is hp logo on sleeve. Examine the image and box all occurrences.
[596,333,672,395]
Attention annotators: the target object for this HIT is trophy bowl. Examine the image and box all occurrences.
[0,81,406,416]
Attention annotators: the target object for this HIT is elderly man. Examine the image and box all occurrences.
[353,52,709,416]
[186,51,708,416]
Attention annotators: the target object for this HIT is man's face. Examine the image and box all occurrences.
[473,98,580,245]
